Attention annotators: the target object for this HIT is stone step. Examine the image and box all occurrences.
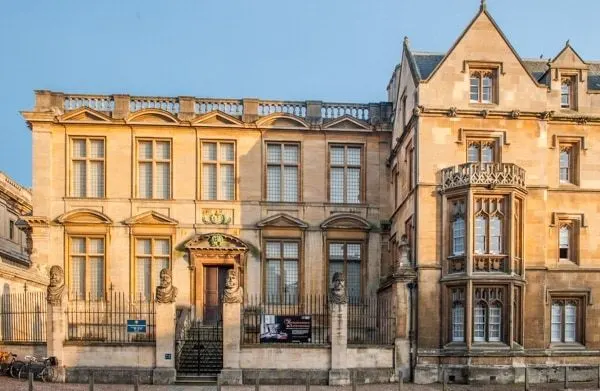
[175,374,218,385]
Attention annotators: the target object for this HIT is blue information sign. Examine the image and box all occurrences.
[127,319,147,333]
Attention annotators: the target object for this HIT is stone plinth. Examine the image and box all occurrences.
[329,302,350,385]
[153,302,176,385]
[219,301,242,385]
[46,302,66,382]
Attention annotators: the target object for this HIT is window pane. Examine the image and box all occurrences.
[474,304,486,342]
[72,161,86,197]
[559,150,570,182]
[283,166,298,202]
[470,77,479,101]
[490,216,502,254]
[330,147,344,165]
[346,168,361,204]
[89,161,104,197]
[265,241,281,258]
[467,145,479,163]
[202,164,217,200]
[71,256,85,299]
[551,303,562,342]
[283,260,298,303]
[283,145,299,164]
[71,237,86,254]
[452,304,464,342]
[221,164,235,200]
[475,216,487,254]
[328,243,344,259]
[156,141,170,160]
[565,303,577,342]
[282,242,298,259]
[347,244,361,260]
[72,139,86,158]
[267,144,281,164]
[330,168,344,203]
[220,143,234,162]
[136,238,151,255]
[136,257,151,300]
[90,256,104,300]
[482,76,493,102]
[561,83,570,107]
[155,162,170,199]
[481,145,493,163]
[453,218,465,255]
[138,141,153,160]
[154,239,170,255]
[90,139,104,158]
[488,304,501,341]
[138,162,153,198]
[347,147,361,166]
[89,238,104,254]
[347,260,360,301]
[266,261,281,304]
[266,166,281,201]
[203,142,217,161]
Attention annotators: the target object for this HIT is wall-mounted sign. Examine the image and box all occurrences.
[164,353,172,360]
[126,319,147,333]
[260,315,312,343]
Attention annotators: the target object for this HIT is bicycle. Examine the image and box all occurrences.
[0,352,22,378]
[17,355,57,382]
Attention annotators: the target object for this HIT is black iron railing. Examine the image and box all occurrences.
[66,292,155,343]
[0,292,46,343]
[347,296,395,345]
[242,294,330,345]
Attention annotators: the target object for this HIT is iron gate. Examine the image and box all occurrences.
[176,320,223,375]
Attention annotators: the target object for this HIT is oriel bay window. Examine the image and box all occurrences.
[70,236,105,300]
[328,242,362,302]
[137,139,171,199]
[134,238,171,301]
[551,298,583,344]
[266,143,300,202]
[71,137,105,198]
[329,145,362,204]
[474,197,505,255]
[265,240,299,304]
[473,287,504,343]
[201,141,235,200]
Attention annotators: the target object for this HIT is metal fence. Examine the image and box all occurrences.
[0,292,46,343]
[242,294,330,345]
[347,296,395,345]
[66,292,155,343]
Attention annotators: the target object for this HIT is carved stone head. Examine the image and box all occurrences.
[330,272,347,304]
[225,269,238,290]
[47,265,65,305]
[223,268,243,303]
[156,268,177,304]
[49,265,64,287]
[159,268,172,288]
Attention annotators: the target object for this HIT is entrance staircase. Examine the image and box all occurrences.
[176,321,223,384]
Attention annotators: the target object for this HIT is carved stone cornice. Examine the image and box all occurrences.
[416,107,600,124]
[441,163,526,193]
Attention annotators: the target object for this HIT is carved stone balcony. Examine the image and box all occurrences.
[441,163,526,192]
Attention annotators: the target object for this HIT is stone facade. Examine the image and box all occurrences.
[15,2,600,385]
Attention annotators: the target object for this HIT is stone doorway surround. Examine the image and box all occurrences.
[185,233,248,323]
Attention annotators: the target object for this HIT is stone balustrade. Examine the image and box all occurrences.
[441,162,526,192]
[36,91,392,126]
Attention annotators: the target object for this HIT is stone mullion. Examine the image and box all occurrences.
[466,279,473,350]
[508,282,514,346]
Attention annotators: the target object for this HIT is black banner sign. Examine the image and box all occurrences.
[260,315,312,343]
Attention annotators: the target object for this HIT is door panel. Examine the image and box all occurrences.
[203,266,232,323]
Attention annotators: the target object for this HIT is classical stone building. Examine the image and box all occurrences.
[16,1,600,385]
[387,1,600,384]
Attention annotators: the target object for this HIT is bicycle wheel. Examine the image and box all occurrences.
[17,365,28,381]
[9,360,23,378]
[40,366,53,383]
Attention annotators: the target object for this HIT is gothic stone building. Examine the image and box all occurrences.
[19,2,600,385]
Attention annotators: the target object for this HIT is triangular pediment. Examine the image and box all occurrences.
[320,213,371,231]
[322,115,370,130]
[424,6,541,87]
[255,113,309,129]
[126,109,179,124]
[56,208,112,225]
[552,44,588,69]
[256,213,308,229]
[185,233,248,251]
[123,210,178,226]
[60,107,112,123]
[191,111,244,126]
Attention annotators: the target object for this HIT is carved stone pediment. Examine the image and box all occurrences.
[56,209,112,225]
[126,109,179,124]
[185,233,249,252]
[256,213,308,229]
[320,213,371,231]
[322,115,370,130]
[123,210,178,226]
[59,107,112,123]
[256,113,309,129]
[192,111,244,127]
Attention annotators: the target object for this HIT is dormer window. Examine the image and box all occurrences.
[561,76,576,109]
[470,70,495,104]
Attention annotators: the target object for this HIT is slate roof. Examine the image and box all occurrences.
[407,49,600,91]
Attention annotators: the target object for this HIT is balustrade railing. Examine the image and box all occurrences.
[130,97,179,113]
[321,103,370,121]
[441,163,526,192]
[195,99,243,116]
[257,101,307,117]
[64,95,114,112]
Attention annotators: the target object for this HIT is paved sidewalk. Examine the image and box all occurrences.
[2,377,600,391]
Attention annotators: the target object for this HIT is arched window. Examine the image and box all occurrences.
[559,225,571,260]
[473,302,486,342]
[473,287,505,343]
[452,217,465,256]
[551,298,581,343]
[488,302,502,342]
[489,216,502,254]
[474,215,487,254]
[451,287,465,342]
[467,143,480,163]
[473,197,505,256]
[470,70,496,103]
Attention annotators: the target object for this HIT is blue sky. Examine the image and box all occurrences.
[1,0,599,187]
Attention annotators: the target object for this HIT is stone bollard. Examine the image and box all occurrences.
[352,370,357,391]
[398,370,403,391]
[217,375,222,391]
[564,366,568,389]
[597,364,600,389]
[442,369,447,391]
[524,366,529,391]
[255,371,260,391]
[134,373,139,391]
[306,372,310,391]
[28,371,33,391]
[88,371,94,391]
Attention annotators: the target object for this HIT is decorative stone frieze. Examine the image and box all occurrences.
[441,162,526,192]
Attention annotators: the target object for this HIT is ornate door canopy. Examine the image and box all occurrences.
[185,232,249,255]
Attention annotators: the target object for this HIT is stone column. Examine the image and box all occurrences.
[46,301,67,382]
[329,302,350,385]
[153,302,176,384]
[219,301,243,384]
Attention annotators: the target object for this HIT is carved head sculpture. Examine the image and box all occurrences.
[222,268,243,303]
[159,268,172,288]
[225,269,238,291]
[47,265,65,305]
[329,272,347,304]
[49,265,64,287]
[156,268,177,304]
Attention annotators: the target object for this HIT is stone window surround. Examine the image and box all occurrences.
[67,136,106,199]
[199,139,237,201]
[545,289,591,348]
[135,137,173,200]
[550,212,586,266]
[131,236,172,302]
[327,143,365,205]
[464,61,504,105]
[263,141,301,203]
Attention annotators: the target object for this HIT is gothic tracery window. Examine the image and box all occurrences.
[473,287,504,343]
[473,197,505,255]
[470,70,495,104]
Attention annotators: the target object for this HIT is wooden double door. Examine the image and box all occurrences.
[203,265,232,324]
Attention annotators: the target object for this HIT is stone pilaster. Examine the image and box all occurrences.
[329,302,350,385]
[112,94,130,119]
[219,301,242,385]
[391,269,416,382]
[153,302,176,384]
[177,96,196,121]
[242,98,259,123]
[46,301,67,382]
